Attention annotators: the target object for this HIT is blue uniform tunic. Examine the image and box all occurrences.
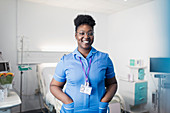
[53,47,115,113]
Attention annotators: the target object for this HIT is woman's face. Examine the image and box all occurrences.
[75,24,94,51]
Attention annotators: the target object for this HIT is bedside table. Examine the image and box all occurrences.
[0,91,21,113]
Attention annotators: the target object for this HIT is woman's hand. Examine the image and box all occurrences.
[50,78,73,104]
[64,98,74,104]
[100,76,117,102]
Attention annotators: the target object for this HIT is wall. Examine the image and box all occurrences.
[107,0,169,113]
[17,0,109,52]
[165,0,170,56]
[108,0,168,76]
[0,0,17,78]
[0,0,21,112]
[0,0,19,92]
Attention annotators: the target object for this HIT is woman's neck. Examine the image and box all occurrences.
[78,47,91,58]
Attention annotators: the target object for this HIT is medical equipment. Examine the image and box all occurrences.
[18,36,33,113]
[18,65,32,71]
[128,66,147,82]
[118,60,148,113]
[0,61,10,72]
[150,57,170,113]
[150,58,170,73]
[130,59,144,67]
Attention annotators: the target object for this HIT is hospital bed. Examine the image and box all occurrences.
[37,63,121,113]
[37,63,63,113]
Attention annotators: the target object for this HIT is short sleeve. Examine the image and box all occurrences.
[53,56,66,82]
[106,56,115,79]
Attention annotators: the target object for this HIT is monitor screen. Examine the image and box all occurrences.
[0,63,6,72]
[150,58,170,73]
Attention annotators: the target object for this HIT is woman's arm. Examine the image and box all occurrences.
[100,76,117,102]
[50,78,73,104]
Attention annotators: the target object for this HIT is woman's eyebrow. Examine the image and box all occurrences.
[88,30,93,32]
[79,30,93,32]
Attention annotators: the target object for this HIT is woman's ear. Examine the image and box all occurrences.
[75,33,77,40]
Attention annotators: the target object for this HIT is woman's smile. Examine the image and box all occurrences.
[82,40,90,44]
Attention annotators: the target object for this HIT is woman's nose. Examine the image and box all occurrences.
[84,33,89,38]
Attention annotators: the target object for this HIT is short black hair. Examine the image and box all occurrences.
[74,14,96,32]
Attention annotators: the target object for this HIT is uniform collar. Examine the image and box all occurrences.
[72,47,97,59]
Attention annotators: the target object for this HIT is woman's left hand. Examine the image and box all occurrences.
[100,76,117,102]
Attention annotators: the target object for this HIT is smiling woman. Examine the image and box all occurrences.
[74,15,95,58]
[75,24,94,55]
[50,14,118,113]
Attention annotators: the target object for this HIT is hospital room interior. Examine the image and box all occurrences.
[0,0,170,113]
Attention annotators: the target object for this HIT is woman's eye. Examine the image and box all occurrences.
[88,32,93,36]
[79,33,85,35]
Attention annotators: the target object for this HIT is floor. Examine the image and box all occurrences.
[20,108,49,113]
[11,94,45,113]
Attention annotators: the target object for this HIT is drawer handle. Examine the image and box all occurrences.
[139,98,144,101]
[139,86,145,90]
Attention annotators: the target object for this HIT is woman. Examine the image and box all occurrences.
[50,14,117,113]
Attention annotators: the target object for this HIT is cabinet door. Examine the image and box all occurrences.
[135,82,147,105]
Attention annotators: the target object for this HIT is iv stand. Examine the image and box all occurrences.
[18,36,31,113]
[20,36,24,113]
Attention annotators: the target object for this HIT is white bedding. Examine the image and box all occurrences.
[37,63,63,112]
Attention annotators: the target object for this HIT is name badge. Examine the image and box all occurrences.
[80,84,92,95]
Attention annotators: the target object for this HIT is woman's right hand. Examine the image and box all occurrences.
[63,98,73,104]
[50,79,74,113]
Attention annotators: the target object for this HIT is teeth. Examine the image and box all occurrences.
[83,41,89,43]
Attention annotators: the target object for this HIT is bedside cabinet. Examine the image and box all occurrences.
[118,79,148,113]
[134,81,147,105]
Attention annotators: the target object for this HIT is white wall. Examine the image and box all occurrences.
[17,0,109,52]
[0,0,19,89]
[107,0,168,112]
[0,0,17,70]
[108,0,168,76]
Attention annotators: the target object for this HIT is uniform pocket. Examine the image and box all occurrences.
[60,102,74,113]
[99,102,109,113]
